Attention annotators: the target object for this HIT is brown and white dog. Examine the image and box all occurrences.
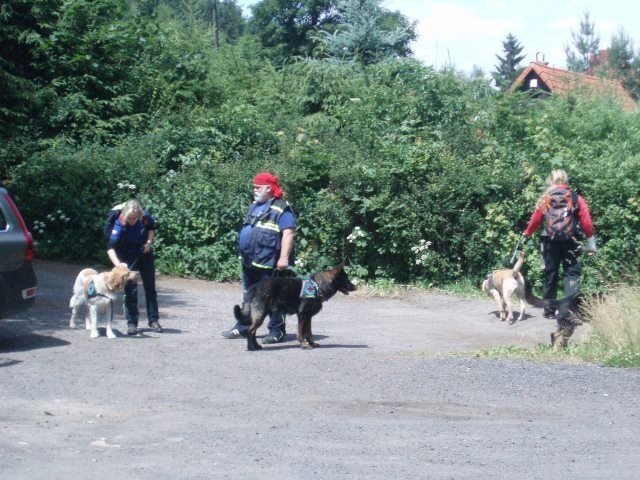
[481,252,526,323]
[69,266,136,338]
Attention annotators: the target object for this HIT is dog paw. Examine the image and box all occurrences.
[106,331,116,339]
[90,331,99,339]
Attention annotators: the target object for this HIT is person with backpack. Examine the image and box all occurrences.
[221,172,296,344]
[106,199,162,335]
[522,169,597,317]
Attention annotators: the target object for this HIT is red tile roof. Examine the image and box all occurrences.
[510,62,636,110]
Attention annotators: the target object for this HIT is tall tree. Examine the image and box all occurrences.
[248,0,340,63]
[565,10,600,72]
[0,0,62,137]
[204,0,245,44]
[604,28,640,100]
[319,0,414,85]
[491,33,525,91]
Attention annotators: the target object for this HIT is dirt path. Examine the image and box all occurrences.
[1,260,638,479]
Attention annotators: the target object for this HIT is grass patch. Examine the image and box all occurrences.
[472,344,588,364]
[473,284,640,368]
[351,278,415,298]
[352,277,486,299]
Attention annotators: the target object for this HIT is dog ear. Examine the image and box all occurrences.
[103,271,118,290]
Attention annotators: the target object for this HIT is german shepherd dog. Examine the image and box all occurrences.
[233,263,356,351]
[524,280,594,348]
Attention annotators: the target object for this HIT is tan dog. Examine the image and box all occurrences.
[481,252,526,323]
[69,265,136,338]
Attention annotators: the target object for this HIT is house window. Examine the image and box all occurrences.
[529,79,538,89]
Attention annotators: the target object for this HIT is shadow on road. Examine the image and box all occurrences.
[0,330,70,354]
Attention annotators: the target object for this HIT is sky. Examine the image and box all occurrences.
[235,0,639,75]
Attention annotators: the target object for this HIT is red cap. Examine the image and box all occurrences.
[253,172,283,198]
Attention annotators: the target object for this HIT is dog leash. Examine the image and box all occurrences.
[287,266,308,278]
[509,237,523,265]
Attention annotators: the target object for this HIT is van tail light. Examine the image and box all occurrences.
[3,193,35,261]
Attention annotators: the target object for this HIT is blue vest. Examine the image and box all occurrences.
[239,198,293,269]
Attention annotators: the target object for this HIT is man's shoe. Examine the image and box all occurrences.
[221,328,247,339]
[262,331,285,344]
[127,324,138,335]
[543,312,556,319]
[149,321,163,333]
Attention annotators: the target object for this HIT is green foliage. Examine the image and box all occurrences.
[9,138,162,261]
[248,0,339,64]
[0,0,62,137]
[323,0,414,67]
[565,10,600,72]
[2,8,639,292]
[151,161,246,280]
[491,33,525,92]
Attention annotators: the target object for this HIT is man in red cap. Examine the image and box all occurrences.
[222,172,296,343]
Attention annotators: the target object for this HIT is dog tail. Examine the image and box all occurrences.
[233,304,250,325]
[524,279,553,309]
[512,251,525,274]
[524,279,540,306]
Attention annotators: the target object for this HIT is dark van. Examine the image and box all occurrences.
[0,187,37,318]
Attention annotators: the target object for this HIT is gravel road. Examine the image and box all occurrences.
[1,260,639,480]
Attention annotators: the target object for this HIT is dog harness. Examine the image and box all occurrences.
[289,266,323,300]
[87,280,99,299]
[485,273,496,291]
[86,280,111,300]
[300,278,320,299]
[86,279,114,323]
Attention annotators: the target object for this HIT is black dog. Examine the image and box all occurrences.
[524,279,594,348]
[233,263,356,351]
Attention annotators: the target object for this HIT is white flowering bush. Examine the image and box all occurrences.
[344,226,369,281]
[32,210,72,250]
[117,181,137,192]
[410,239,432,266]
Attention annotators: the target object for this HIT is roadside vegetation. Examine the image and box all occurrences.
[474,284,640,367]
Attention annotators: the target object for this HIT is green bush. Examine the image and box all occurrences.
[5,50,639,290]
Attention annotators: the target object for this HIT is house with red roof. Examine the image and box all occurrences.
[509,61,636,111]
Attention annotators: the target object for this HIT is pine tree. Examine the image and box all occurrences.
[605,29,640,100]
[491,33,526,91]
[320,0,413,84]
[564,11,600,72]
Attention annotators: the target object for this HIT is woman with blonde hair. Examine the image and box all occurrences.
[107,199,162,335]
[522,169,596,317]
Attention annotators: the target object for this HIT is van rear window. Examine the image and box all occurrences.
[0,208,7,230]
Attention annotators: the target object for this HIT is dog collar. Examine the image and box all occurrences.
[486,273,496,291]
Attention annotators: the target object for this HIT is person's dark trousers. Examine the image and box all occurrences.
[234,265,286,337]
[541,238,582,315]
[123,252,159,326]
